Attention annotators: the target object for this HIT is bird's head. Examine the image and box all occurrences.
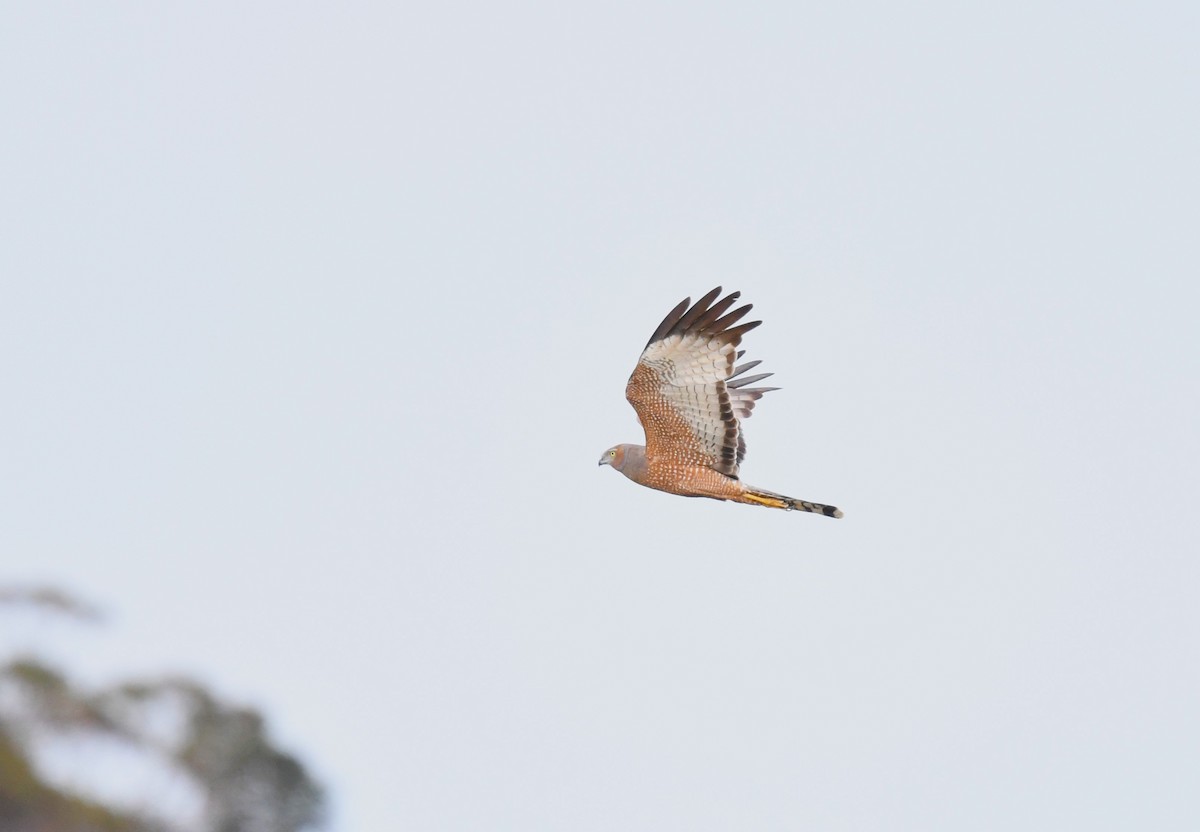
[598,445,625,469]
[598,444,647,476]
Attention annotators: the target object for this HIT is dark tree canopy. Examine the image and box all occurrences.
[0,586,326,832]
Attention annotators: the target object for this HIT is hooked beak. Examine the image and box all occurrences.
[598,454,611,467]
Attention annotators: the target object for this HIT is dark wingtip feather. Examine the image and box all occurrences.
[669,286,724,338]
[691,292,742,333]
[704,303,753,335]
[645,289,764,350]
[724,320,763,342]
[646,296,691,346]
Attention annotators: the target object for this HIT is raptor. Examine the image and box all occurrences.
[599,287,842,518]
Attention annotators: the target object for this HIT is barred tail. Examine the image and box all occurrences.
[740,486,843,518]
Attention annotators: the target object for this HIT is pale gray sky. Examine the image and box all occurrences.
[3,3,1198,830]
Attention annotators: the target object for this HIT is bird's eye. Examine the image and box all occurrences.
[610,450,616,456]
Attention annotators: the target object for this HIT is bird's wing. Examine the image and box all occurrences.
[625,287,779,478]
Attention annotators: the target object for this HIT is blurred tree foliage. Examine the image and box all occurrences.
[0,587,325,832]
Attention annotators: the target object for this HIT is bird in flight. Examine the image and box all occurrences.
[599,287,842,518]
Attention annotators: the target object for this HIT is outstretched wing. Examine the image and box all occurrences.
[625,287,779,478]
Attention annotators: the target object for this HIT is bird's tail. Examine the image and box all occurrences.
[739,486,843,518]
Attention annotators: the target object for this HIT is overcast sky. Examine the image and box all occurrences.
[3,3,1198,830]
